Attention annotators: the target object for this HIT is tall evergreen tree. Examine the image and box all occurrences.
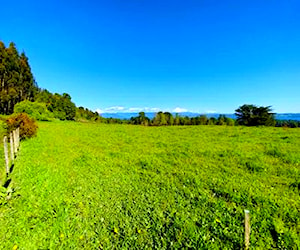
[0,41,37,114]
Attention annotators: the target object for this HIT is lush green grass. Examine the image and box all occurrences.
[0,122,299,249]
[0,118,8,187]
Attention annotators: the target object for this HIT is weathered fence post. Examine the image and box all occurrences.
[3,136,9,175]
[13,130,18,154]
[244,209,250,250]
[10,132,14,163]
[16,127,20,150]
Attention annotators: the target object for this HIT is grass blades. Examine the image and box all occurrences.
[0,122,299,249]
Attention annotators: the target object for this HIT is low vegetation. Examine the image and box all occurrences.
[0,122,299,248]
[5,113,38,140]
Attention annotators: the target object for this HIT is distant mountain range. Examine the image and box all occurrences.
[100,112,300,121]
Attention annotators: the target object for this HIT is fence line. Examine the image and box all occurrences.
[3,136,9,175]
[10,132,14,164]
[2,128,20,176]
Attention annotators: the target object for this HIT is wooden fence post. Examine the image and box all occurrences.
[3,136,9,175]
[16,127,20,150]
[244,209,250,250]
[10,132,14,163]
[13,130,18,154]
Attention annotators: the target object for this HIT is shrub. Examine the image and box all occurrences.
[14,100,53,121]
[6,113,38,140]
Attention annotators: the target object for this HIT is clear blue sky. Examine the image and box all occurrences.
[1,0,300,113]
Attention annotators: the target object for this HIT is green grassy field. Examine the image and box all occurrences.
[0,121,299,249]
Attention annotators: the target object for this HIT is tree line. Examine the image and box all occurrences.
[128,112,235,126]
[0,41,37,114]
[0,41,76,120]
[104,106,300,128]
[1,41,299,128]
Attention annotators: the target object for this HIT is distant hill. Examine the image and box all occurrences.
[100,112,300,121]
[101,112,201,119]
[275,113,300,121]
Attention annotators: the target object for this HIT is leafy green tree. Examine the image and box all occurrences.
[139,112,150,126]
[208,117,217,125]
[235,104,275,126]
[130,112,150,125]
[153,112,168,126]
[14,100,53,121]
[199,115,208,125]
[35,91,76,120]
[76,107,101,122]
[174,113,180,125]
[164,112,174,125]
[217,115,226,125]
[225,117,235,126]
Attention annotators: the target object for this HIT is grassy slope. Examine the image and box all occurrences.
[0,122,299,249]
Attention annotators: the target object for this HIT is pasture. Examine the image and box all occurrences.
[0,122,299,249]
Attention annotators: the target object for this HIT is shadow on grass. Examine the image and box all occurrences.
[3,178,11,188]
[9,163,14,173]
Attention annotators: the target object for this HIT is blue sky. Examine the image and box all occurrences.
[1,0,300,113]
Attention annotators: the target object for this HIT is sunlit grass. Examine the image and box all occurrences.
[0,121,299,248]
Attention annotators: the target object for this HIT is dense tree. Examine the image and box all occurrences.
[153,112,168,126]
[35,90,76,120]
[76,107,101,122]
[199,115,208,125]
[130,112,150,125]
[50,93,76,120]
[164,112,174,126]
[235,104,275,126]
[174,113,180,125]
[0,42,37,114]
[217,115,226,125]
[208,117,217,125]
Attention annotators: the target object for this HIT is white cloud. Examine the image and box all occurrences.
[173,107,188,113]
[148,107,160,112]
[128,107,161,112]
[96,106,191,113]
[128,107,143,112]
[205,110,217,114]
[95,108,104,114]
[105,106,125,112]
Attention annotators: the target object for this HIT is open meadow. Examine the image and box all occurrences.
[0,122,299,249]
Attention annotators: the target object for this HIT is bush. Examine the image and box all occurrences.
[14,100,53,121]
[6,113,38,140]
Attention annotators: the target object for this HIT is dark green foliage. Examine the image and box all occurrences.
[75,107,101,122]
[14,100,53,121]
[276,120,300,128]
[51,93,76,120]
[36,90,76,120]
[235,104,275,126]
[5,113,38,139]
[104,117,127,124]
[130,112,150,125]
[152,112,168,126]
[127,112,236,127]
[0,41,77,121]
[0,41,38,114]
[199,115,208,125]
